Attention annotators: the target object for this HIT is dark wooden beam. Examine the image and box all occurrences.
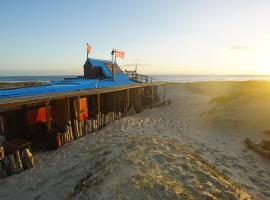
[67,98,71,121]
[138,87,141,104]
[127,89,130,107]
[45,101,52,131]
[97,94,100,113]
[76,96,81,122]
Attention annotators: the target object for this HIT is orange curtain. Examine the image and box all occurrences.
[79,98,88,121]
[27,107,47,125]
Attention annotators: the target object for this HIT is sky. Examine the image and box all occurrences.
[0,0,270,75]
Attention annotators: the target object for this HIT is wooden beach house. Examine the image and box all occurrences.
[0,57,165,177]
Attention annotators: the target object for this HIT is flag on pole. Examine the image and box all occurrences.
[115,50,125,59]
[86,43,92,55]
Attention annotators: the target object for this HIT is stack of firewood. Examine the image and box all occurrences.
[0,146,35,178]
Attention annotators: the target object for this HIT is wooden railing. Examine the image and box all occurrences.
[125,70,153,83]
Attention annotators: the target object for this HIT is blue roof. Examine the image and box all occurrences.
[88,58,112,77]
[0,59,136,99]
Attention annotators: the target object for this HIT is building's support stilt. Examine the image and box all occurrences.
[76,96,81,122]
[45,101,52,131]
[127,89,130,108]
[67,98,71,121]
[97,93,101,113]
[138,87,141,105]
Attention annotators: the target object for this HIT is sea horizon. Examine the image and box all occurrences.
[1,74,270,83]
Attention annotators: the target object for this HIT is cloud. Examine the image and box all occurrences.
[229,45,251,50]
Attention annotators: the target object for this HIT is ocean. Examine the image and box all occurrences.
[151,75,270,82]
[0,76,77,82]
[1,75,270,83]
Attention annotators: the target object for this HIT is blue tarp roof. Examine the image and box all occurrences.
[89,58,112,77]
[0,59,136,99]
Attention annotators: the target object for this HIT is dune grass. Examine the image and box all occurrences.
[184,81,270,129]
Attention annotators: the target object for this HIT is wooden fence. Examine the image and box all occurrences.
[125,70,153,83]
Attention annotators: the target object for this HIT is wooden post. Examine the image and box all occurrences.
[76,96,81,122]
[0,115,4,135]
[67,98,70,121]
[45,101,52,130]
[127,89,130,107]
[113,92,116,111]
[97,93,100,113]
[138,87,141,104]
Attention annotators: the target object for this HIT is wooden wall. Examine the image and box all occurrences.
[129,88,141,112]
[51,99,69,132]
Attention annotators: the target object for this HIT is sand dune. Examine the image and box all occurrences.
[164,82,270,199]
[2,81,270,199]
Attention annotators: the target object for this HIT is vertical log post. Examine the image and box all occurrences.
[76,96,81,122]
[138,87,141,105]
[97,93,101,113]
[67,98,71,121]
[45,101,52,131]
[127,89,130,108]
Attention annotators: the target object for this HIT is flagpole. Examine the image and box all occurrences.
[112,49,115,81]
[86,43,89,59]
[114,49,117,81]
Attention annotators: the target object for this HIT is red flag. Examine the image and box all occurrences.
[115,50,125,59]
[86,43,91,55]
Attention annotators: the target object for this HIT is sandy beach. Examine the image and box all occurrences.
[1,81,270,199]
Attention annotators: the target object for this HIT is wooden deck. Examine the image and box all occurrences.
[0,82,164,109]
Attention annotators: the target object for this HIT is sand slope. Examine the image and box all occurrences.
[163,82,270,199]
[0,125,251,200]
